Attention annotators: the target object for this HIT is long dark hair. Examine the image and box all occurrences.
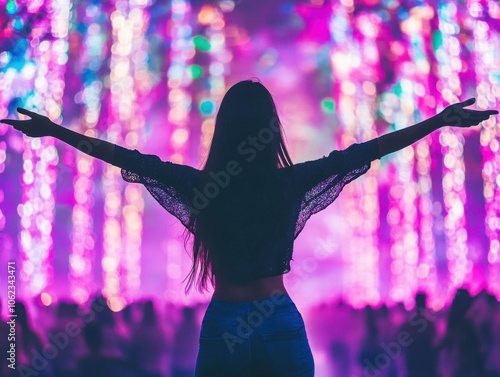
[183,79,293,293]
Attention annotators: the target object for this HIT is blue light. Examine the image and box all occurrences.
[199,100,215,116]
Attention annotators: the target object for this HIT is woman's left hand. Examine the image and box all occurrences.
[439,98,498,128]
[1,107,59,137]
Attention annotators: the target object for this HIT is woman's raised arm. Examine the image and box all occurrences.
[376,98,498,158]
[1,107,116,165]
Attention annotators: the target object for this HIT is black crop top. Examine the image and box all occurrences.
[111,140,380,283]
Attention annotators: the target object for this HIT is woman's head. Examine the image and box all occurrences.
[203,79,292,174]
[184,79,293,293]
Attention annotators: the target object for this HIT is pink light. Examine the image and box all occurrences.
[436,3,471,300]
[101,0,152,304]
[330,2,380,308]
[471,0,500,299]
[19,0,69,297]
[163,0,194,304]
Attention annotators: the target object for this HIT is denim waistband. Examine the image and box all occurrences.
[206,293,296,316]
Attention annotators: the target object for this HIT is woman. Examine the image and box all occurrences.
[2,80,497,376]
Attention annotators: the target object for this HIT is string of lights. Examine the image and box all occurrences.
[102,0,144,311]
[18,0,70,298]
[436,1,471,300]
[0,0,17,272]
[471,0,500,299]
[385,89,419,307]
[120,0,151,304]
[405,5,439,310]
[164,0,194,303]
[197,3,229,156]
[69,2,108,304]
[330,2,379,308]
[386,5,438,307]
[353,11,381,307]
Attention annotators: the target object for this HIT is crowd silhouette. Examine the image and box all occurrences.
[307,289,500,377]
[1,288,499,377]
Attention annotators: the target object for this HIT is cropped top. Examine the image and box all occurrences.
[111,139,380,283]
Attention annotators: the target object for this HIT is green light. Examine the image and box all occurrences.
[6,0,17,15]
[321,98,335,114]
[190,64,203,79]
[193,35,211,52]
[432,31,442,52]
[199,100,215,115]
[394,82,402,96]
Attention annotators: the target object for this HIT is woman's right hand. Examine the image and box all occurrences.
[1,107,59,138]
[439,98,498,128]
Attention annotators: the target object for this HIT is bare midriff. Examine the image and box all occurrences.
[212,274,288,302]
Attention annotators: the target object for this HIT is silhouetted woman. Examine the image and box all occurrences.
[2,80,497,377]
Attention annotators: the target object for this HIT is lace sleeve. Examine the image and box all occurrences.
[111,145,200,232]
[291,139,380,238]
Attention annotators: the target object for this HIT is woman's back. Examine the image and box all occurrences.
[113,137,379,293]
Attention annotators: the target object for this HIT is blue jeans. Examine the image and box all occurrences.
[194,293,314,377]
